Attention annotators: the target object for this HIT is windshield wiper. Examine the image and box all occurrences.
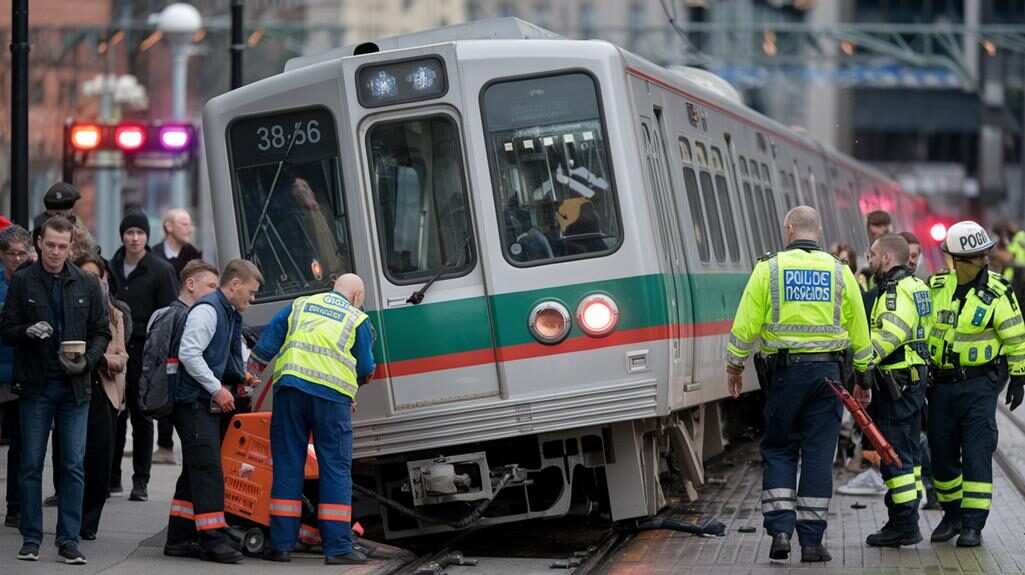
[406,235,471,305]
[245,121,302,260]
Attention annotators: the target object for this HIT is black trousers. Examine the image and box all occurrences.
[167,400,229,550]
[157,416,174,449]
[81,382,116,535]
[3,399,20,514]
[111,342,152,490]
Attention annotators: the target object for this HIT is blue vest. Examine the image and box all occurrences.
[175,289,243,403]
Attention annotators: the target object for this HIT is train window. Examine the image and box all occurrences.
[738,156,749,176]
[679,138,693,164]
[367,115,475,283]
[754,185,773,251]
[710,148,724,171]
[714,174,739,262]
[682,167,710,262]
[760,163,771,184]
[765,188,781,247]
[694,142,709,168]
[482,73,621,266]
[228,106,353,301]
[699,171,726,262]
[743,182,764,255]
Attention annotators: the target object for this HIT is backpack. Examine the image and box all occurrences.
[139,300,189,418]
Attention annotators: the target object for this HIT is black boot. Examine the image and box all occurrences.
[769,533,791,560]
[956,527,981,547]
[201,542,244,564]
[325,549,368,565]
[800,544,832,562]
[866,524,923,547]
[931,515,962,542]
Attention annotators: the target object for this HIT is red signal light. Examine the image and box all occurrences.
[70,125,102,151]
[115,125,146,151]
[929,222,948,242]
[576,294,619,338]
[158,125,192,151]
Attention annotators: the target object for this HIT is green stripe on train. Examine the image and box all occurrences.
[367,273,749,363]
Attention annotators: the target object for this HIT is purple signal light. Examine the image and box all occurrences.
[159,125,192,151]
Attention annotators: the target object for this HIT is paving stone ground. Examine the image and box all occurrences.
[600,438,1025,575]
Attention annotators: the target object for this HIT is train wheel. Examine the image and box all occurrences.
[243,527,266,555]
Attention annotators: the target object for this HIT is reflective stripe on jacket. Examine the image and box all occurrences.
[871,270,931,371]
[272,292,366,400]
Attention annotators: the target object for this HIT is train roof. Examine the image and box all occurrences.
[281,17,898,190]
[284,18,562,72]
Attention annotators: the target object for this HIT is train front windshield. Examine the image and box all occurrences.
[228,107,353,300]
[483,72,621,265]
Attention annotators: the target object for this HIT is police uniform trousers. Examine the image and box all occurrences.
[268,385,354,557]
[868,370,924,531]
[166,400,230,549]
[928,374,1000,530]
[760,361,842,545]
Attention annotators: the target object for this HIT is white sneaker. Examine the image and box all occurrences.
[152,447,177,465]
[837,468,887,496]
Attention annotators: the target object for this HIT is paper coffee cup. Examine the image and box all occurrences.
[60,340,86,358]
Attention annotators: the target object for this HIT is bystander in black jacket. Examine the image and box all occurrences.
[0,260,111,405]
[107,247,178,344]
[152,240,202,278]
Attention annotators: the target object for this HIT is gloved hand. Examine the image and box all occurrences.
[26,321,53,340]
[58,353,88,375]
[856,368,876,390]
[1007,376,1025,411]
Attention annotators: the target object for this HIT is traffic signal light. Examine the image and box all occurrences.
[63,119,196,181]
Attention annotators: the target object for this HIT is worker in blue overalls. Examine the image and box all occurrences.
[247,274,375,565]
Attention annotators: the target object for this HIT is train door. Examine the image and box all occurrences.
[359,108,502,410]
[639,110,690,401]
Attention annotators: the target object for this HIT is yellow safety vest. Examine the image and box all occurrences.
[727,246,873,372]
[870,270,931,372]
[272,292,367,400]
[928,270,1025,375]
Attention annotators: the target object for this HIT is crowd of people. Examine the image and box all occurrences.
[727,205,1025,562]
[0,182,373,566]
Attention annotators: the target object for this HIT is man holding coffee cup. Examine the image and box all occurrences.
[0,216,111,564]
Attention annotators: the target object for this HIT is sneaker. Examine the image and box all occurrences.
[152,447,177,465]
[57,543,87,565]
[129,488,148,502]
[17,543,39,561]
[43,494,58,507]
[108,485,124,497]
[4,512,19,528]
[837,468,887,496]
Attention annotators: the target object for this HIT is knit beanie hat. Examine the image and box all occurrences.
[120,210,150,238]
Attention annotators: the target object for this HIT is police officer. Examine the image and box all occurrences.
[726,206,873,563]
[863,234,931,547]
[247,274,375,566]
[927,221,1025,547]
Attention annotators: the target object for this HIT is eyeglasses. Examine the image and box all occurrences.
[3,251,29,260]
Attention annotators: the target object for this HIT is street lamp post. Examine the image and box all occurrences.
[157,3,201,212]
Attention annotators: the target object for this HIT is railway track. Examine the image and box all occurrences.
[380,518,630,575]
[995,404,1025,497]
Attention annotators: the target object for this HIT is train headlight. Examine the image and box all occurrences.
[528,301,571,345]
[577,294,619,338]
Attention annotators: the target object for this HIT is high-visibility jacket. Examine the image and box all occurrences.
[272,292,367,400]
[1011,230,1025,265]
[928,270,1025,376]
[870,267,931,372]
[726,243,873,372]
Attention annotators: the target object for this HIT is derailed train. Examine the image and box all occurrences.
[202,18,931,538]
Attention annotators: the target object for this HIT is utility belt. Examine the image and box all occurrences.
[932,358,1007,385]
[753,349,845,392]
[876,364,926,401]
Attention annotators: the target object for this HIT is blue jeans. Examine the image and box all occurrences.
[269,386,353,556]
[19,381,89,548]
